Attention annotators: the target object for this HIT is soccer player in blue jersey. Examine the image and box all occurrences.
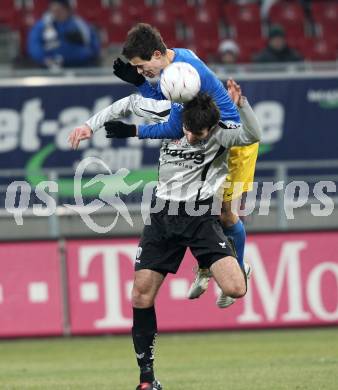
[113,23,240,135]
[113,23,255,303]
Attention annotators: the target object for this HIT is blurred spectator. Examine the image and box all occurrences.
[218,40,240,64]
[253,24,303,63]
[27,0,100,68]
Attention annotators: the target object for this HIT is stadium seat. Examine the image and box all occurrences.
[269,1,305,22]
[198,38,219,60]
[0,0,23,29]
[223,2,261,40]
[187,40,208,61]
[239,38,266,63]
[154,0,196,21]
[106,15,134,44]
[223,2,260,23]
[22,0,48,29]
[190,21,220,45]
[29,0,49,17]
[189,4,221,40]
[312,2,338,38]
[138,6,179,43]
[73,0,109,25]
[232,20,262,41]
[195,6,219,24]
[113,0,152,23]
[299,38,337,62]
[312,1,338,24]
[269,1,305,40]
[309,39,337,61]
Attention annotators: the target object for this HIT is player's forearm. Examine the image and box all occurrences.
[238,98,262,142]
[138,104,183,139]
[85,96,134,132]
[138,121,182,139]
[216,99,261,147]
[228,122,261,147]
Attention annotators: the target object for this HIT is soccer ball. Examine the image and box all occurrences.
[160,62,201,103]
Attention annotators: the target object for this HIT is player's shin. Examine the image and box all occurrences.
[132,306,158,383]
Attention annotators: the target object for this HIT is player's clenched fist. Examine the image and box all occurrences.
[68,124,93,150]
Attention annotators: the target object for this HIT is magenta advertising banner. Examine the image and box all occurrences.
[0,233,336,338]
[66,232,338,335]
[0,241,63,337]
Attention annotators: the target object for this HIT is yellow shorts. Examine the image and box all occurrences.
[223,142,259,202]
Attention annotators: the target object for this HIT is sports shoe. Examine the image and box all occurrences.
[187,267,212,299]
[216,262,252,309]
[135,379,162,390]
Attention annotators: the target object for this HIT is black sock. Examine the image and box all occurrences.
[132,306,157,383]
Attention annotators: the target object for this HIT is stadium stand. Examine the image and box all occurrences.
[2,0,338,65]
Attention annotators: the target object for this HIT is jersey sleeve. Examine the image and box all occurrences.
[86,95,138,132]
[85,94,182,140]
[138,103,184,139]
[214,98,262,147]
[138,80,166,100]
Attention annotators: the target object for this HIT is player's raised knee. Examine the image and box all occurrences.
[226,275,246,298]
[232,280,247,298]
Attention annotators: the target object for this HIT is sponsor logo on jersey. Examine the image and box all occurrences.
[162,145,205,165]
[222,121,241,130]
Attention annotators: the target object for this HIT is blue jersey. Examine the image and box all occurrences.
[138,48,240,139]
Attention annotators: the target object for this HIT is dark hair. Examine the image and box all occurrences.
[49,0,71,8]
[122,23,167,60]
[268,24,285,39]
[183,93,220,134]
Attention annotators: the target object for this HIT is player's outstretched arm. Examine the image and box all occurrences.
[215,102,261,148]
[215,79,262,147]
[228,79,261,143]
[68,95,140,149]
[227,79,260,133]
[68,94,181,148]
[104,104,183,140]
[237,98,261,141]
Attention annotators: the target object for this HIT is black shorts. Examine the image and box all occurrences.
[135,198,236,275]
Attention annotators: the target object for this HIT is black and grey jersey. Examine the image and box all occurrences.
[86,94,261,202]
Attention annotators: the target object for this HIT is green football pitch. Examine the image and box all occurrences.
[0,329,337,390]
